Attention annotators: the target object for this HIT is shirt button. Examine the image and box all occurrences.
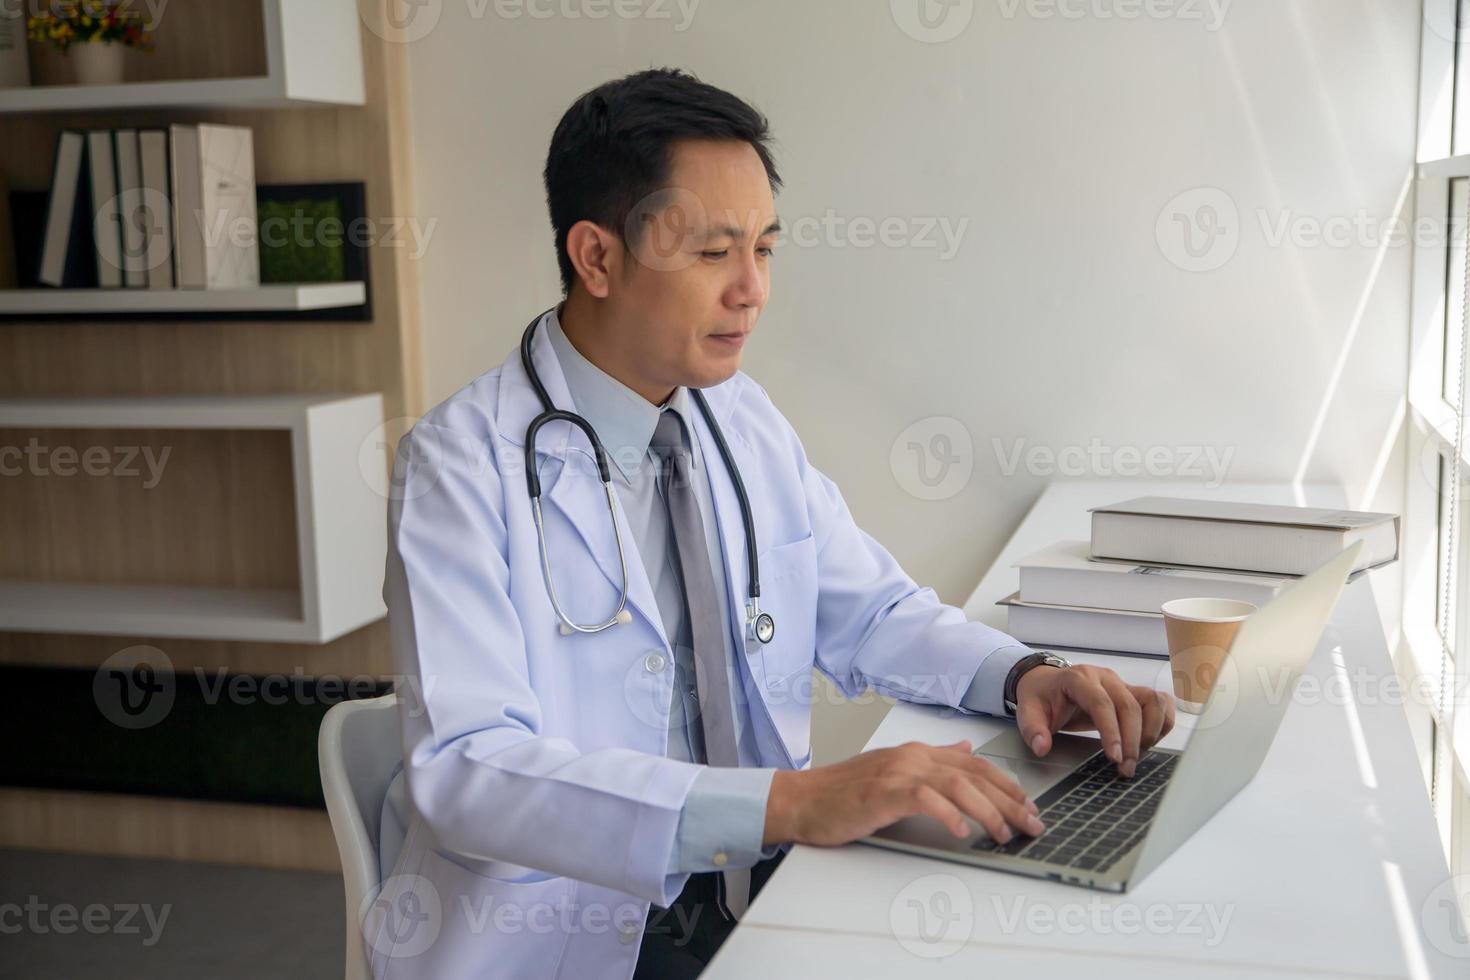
[618,921,640,945]
[712,851,729,867]
[643,652,667,674]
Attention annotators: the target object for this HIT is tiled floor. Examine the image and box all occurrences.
[0,848,344,979]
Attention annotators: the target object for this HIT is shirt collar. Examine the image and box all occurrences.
[543,307,694,483]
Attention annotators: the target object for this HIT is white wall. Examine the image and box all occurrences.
[400,0,1421,762]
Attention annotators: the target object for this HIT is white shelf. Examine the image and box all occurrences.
[0,0,364,114]
[0,76,347,113]
[0,393,387,643]
[0,393,369,429]
[0,283,366,315]
[0,582,308,643]
[1418,153,1470,178]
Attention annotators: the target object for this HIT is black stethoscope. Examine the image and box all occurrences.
[519,310,775,645]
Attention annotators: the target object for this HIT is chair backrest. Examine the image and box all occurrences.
[319,693,402,980]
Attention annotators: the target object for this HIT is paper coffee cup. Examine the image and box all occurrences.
[1160,597,1256,714]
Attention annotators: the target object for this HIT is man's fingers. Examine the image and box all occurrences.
[1097,672,1143,775]
[951,753,1034,809]
[1064,670,1124,765]
[1145,687,1176,743]
[1135,687,1168,750]
[911,783,970,838]
[1014,693,1054,757]
[949,774,1045,840]
[920,742,1037,810]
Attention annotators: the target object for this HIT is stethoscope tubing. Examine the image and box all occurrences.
[518,309,768,640]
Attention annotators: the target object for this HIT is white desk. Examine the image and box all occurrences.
[707,481,1460,978]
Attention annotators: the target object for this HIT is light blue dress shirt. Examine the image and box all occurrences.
[543,311,1031,876]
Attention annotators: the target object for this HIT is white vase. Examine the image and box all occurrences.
[69,42,124,86]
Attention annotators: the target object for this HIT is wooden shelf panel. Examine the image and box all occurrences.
[0,788,340,872]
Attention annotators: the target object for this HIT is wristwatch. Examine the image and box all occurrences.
[1003,650,1073,716]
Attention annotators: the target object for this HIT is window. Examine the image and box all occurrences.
[1412,0,1470,907]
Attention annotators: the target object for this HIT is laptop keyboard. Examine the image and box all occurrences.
[971,750,1178,874]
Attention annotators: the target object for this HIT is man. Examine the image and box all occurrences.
[372,68,1174,979]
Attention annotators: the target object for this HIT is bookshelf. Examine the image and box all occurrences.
[0,0,364,113]
[0,394,388,643]
[0,0,422,873]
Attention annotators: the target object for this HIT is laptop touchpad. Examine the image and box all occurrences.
[973,729,1103,800]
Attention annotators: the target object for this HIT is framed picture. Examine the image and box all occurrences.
[254,181,372,322]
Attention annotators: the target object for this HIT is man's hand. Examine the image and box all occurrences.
[762,740,1046,848]
[1014,663,1175,778]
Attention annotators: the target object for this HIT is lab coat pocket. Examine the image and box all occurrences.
[750,533,818,767]
[370,847,577,980]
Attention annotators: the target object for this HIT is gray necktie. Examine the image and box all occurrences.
[650,410,741,769]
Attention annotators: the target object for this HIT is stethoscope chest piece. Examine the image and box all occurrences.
[745,597,774,645]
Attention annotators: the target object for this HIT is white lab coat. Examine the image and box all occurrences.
[368,318,1021,978]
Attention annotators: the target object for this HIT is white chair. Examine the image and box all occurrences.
[319,693,402,980]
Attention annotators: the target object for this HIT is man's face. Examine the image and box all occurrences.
[610,138,779,391]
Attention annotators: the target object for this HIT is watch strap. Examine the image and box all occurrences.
[1003,650,1071,715]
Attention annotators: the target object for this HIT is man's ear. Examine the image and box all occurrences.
[565,221,621,298]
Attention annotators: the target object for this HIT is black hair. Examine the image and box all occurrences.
[543,68,782,294]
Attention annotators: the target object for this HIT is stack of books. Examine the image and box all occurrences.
[36,124,258,291]
[999,497,1400,658]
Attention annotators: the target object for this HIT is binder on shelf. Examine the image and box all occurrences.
[114,129,146,288]
[196,123,259,289]
[85,130,123,288]
[169,123,206,289]
[138,129,174,290]
[37,130,94,289]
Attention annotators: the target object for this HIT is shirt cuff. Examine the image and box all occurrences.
[667,766,778,875]
[959,644,1034,717]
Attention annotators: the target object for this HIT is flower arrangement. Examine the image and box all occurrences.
[26,2,155,53]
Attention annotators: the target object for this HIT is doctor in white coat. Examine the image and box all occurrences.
[369,68,1175,979]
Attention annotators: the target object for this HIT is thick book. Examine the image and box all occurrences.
[1018,539,1288,613]
[114,129,146,288]
[999,592,1168,657]
[169,124,206,289]
[1090,497,1399,576]
[86,130,122,288]
[138,129,174,289]
[37,131,94,288]
[196,123,259,289]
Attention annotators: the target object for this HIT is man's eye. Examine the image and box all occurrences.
[757,246,774,258]
[702,250,729,259]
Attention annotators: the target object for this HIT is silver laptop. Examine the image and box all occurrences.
[862,540,1363,893]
